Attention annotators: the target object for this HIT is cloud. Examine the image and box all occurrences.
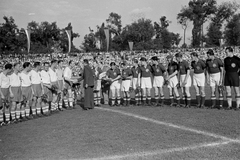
[28,13,35,16]
[129,7,152,14]
[129,7,152,21]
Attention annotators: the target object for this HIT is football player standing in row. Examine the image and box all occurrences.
[131,59,141,105]
[0,64,13,125]
[20,62,33,119]
[165,55,180,107]
[191,52,206,108]
[30,62,43,117]
[205,49,224,109]
[9,63,22,122]
[106,62,121,106]
[56,60,64,111]
[175,53,192,108]
[121,62,132,106]
[151,56,166,106]
[139,57,152,106]
[224,47,240,110]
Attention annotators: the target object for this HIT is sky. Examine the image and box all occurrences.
[0,0,234,48]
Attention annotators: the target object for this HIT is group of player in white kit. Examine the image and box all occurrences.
[0,59,79,126]
[104,47,240,111]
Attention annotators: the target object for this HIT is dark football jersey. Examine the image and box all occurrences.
[167,61,178,75]
[139,65,152,78]
[151,64,165,76]
[224,56,240,73]
[131,66,140,78]
[191,59,206,74]
[206,58,223,74]
[178,60,190,75]
[106,68,121,79]
[122,68,132,80]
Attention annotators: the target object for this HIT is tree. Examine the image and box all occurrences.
[121,18,155,50]
[27,21,80,53]
[154,16,180,49]
[94,23,106,51]
[106,12,122,36]
[0,16,19,54]
[224,13,240,46]
[171,33,182,47]
[206,1,240,47]
[178,0,217,47]
[177,16,189,48]
[106,12,123,51]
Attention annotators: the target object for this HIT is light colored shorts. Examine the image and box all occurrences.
[209,72,221,87]
[180,74,192,87]
[110,80,121,90]
[168,76,178,88]
[121,80,131,92]
[141,77,152,89]
[193,73,205,87]
[153,76,164,88]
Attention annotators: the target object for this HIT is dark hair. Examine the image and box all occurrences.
[58,60,63,64]
[133,59,138,63]
[33,62,41,68]
[140,57,147,61]
[151,56,159,61]
[51,59,57,65]
[5,63,12,70]
[191,52,198,57]
[23,62,31,69]
[110,62,116,66]
[83,59,89,64]
[69,60,73,65]
[207,49,214,55]
[225,47,233,52]
[43,62,49,66]
[175,53,183,58]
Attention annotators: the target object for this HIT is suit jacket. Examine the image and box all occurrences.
[83,65,94,87]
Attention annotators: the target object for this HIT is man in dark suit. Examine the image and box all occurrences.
[83,59,94,110]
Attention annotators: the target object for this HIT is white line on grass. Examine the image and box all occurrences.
[83,140,231,160]
[96,107,240,144]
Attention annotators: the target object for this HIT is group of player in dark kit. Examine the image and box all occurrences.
[103,47,240,110]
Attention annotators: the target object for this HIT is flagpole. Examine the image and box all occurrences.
[25,29,31,53]
[104,28,109,52]
[65,30,71,53]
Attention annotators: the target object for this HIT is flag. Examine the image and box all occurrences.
[65,30,72,53]
[104,28,109,52]
[128,41,133,51]
[25,29,31,53]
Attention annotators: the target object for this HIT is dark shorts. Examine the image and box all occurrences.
[51,81,59,95]
[32,84,42,98]
[224,72,239,87]
[11,87,23,102]
[43,86,53,102]
[0,88,10,107]
[58,80,64,91]
[22,86,33,101]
